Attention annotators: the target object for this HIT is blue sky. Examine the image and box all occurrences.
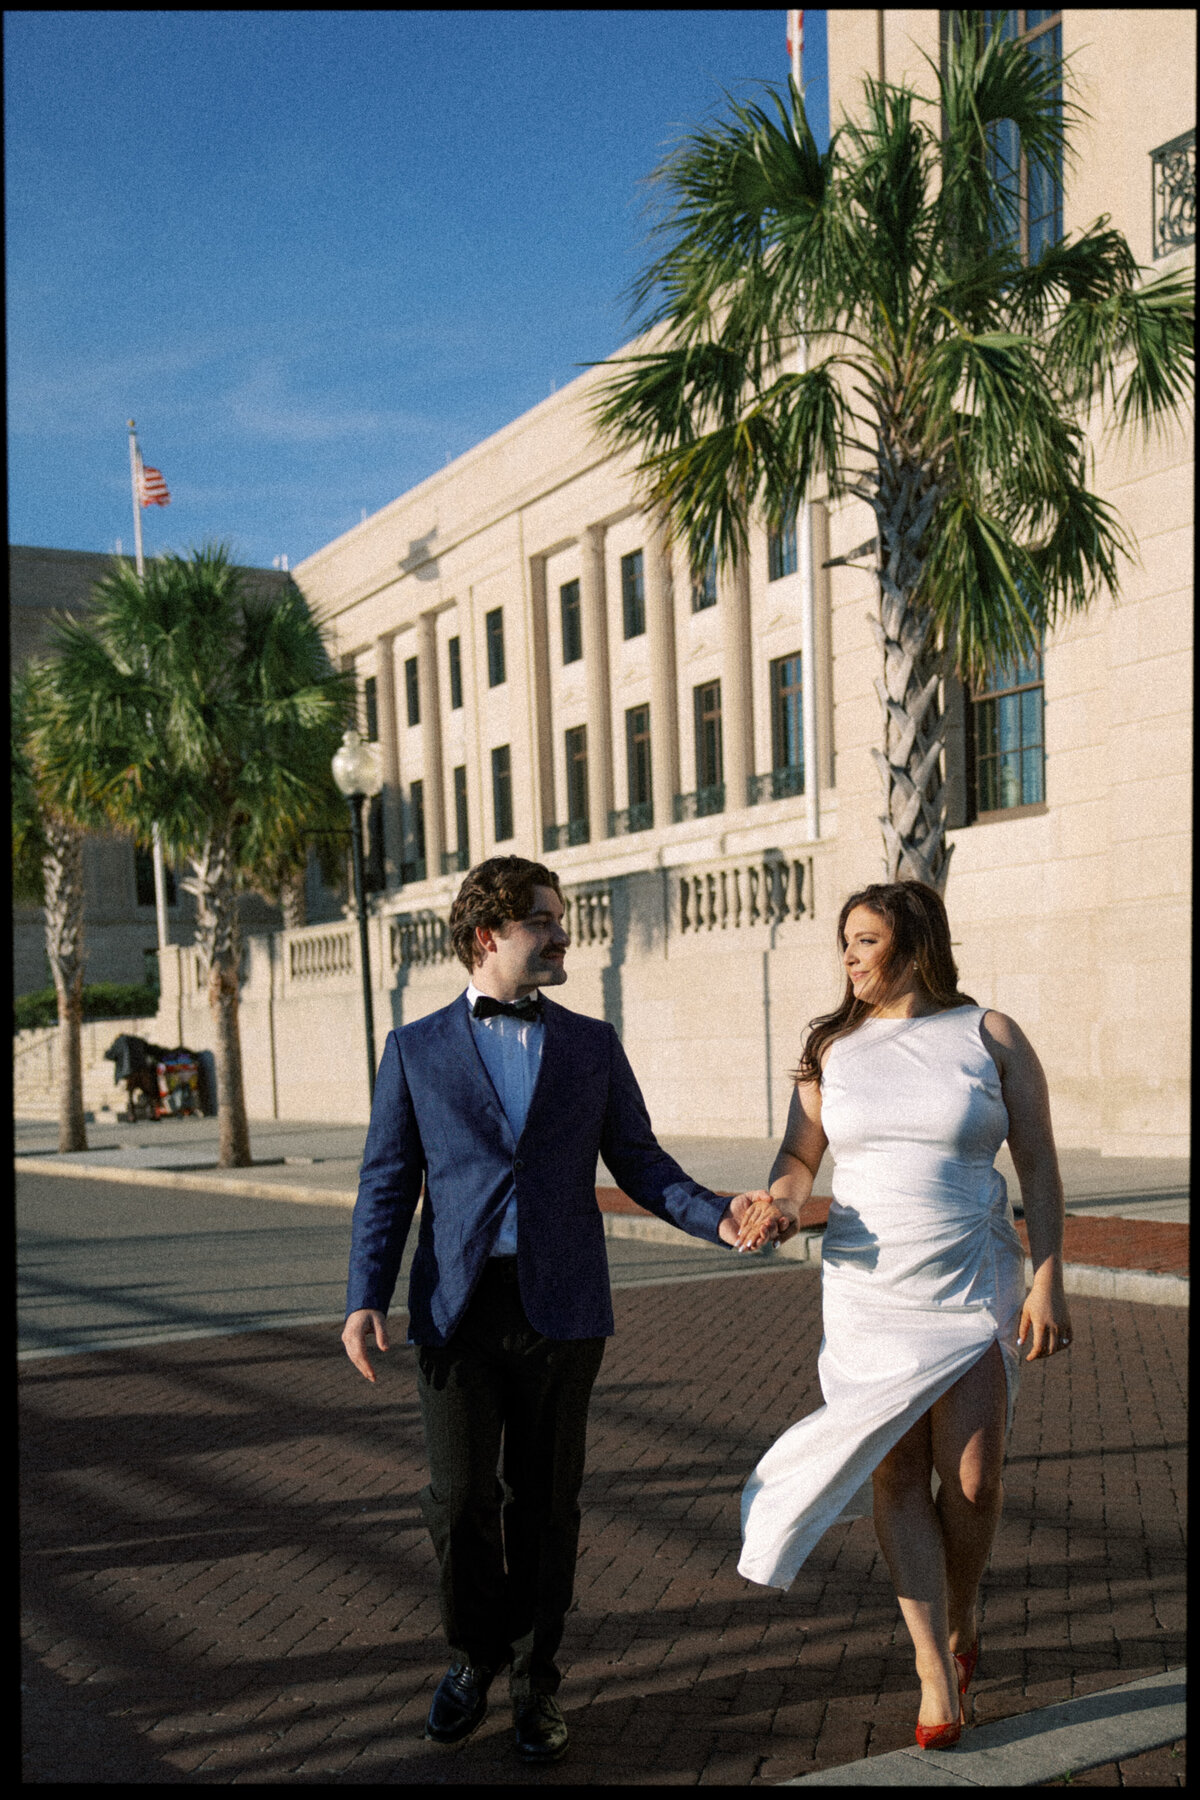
[6,10,828,569]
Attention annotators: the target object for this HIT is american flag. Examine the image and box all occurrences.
[138,460,171,507]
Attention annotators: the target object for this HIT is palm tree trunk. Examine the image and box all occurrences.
[186,830,252,1168]
[42,819,88,1153]
[279,865,307,930]
[863,448,954,892]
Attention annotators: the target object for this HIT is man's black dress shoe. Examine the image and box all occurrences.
[425,1662,494,1744]
[512,1694,569,1762]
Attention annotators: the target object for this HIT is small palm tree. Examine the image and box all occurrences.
[592,15,1193,888]
[13,664,97,1152]
[33,546,355,1167]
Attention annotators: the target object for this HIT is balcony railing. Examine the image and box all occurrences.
[440,848,469,875]
[1152,128,1195,257]
[542,819,590,852]
[608,801,654,836]
[747,765,805,805]
[673,784,725,823]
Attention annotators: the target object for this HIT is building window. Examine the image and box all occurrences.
[620,549,646,639]
[410,779,426,863]
[364,674,378,741]
[404,656,420,727]
[453,764,468,855]
[694,680,723,792]
[972,649,1045,815]
[771,654,805,779]
[691,552,718,612]
[134,842,176,908]
[565,725,589,840]
[942,11,1064,263]
[626,704,652,812]
[486,608,506,686]
[448,636,463,710]
[768,507,798,581]
[401,780,425,884]
[491,744,514,841]
[560,578,583,664]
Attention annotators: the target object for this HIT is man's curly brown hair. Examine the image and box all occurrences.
[449,856,563,971]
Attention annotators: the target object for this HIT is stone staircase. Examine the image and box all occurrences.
[14,1015,165,1119]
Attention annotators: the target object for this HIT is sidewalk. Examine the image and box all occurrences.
[20,1262,1186,1784]
[15,1114,1190,1305]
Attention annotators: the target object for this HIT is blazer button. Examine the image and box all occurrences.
[513,1156,524,1170]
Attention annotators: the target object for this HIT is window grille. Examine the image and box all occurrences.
[972,649,1045,815]
[768,509,798,581]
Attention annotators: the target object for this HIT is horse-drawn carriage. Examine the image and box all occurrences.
[104,1034,205,1121]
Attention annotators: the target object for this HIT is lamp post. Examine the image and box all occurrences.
[331,729,385,1103]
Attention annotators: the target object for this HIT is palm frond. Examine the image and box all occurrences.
[1051,265,1195,436]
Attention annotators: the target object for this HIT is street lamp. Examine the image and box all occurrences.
[331,728,385,1103]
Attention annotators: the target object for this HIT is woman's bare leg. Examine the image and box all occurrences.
[930,1341,1008,1659]
[872,1412,960,1727]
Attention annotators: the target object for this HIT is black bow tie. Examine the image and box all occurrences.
[472,993,544,1023]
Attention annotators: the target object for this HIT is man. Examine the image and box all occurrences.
[343,855,779,1764]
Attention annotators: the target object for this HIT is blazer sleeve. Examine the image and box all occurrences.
[345,1030,426,1316]
[598,1028,729,1245]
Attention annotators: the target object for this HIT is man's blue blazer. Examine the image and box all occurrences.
[345,991,730,1344]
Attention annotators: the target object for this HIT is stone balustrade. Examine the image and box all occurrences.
[288,925,356,984]
[677,853,813,935]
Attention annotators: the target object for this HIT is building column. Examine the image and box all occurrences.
[719,549,754,810]
[527,552,556,843]
[644,516,680,829]
[416,609,446,875]
[579,522,614,838]
[374,631,403,889]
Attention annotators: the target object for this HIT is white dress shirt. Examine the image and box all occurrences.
[465,982,545,1256]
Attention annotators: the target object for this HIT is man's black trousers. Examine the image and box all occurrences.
[415,1256,606,1696]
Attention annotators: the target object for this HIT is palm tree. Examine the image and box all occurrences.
[13,664,95,1152]
[592,15,1193,889]
[32,546,355,1167]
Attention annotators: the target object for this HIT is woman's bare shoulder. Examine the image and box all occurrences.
[978,1009,1041,1077]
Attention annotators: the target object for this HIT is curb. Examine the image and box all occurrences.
[780,1665,1185,1786]
[14,1158,1189,1306]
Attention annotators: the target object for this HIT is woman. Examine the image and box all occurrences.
[735,881,1072,1747]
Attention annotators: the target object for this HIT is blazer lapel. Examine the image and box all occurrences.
[520,997,595,1144]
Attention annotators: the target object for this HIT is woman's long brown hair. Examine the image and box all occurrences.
[795,881,977,1086]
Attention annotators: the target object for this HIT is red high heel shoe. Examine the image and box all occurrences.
[953,1640,980,1695]
[915,1708,963,1750]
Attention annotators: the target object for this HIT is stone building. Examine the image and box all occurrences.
[157,8,1191,1153]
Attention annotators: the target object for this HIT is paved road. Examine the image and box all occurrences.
[19,1170,1185,1784]
[16,1170,794,1360]
[15,1112,1191,1221]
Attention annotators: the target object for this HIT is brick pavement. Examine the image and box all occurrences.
[597,1189,1191,1279]
[21,1269,1185,1785]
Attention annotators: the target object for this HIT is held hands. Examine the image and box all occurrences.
[1017,1276,1073,1361]
[342,1308,390,1382]
[718,1190,799,1253]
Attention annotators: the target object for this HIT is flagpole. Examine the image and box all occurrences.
[127,418,170,954]
[787,16,820,841]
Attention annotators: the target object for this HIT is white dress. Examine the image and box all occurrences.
[738,1005,1026,1591]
